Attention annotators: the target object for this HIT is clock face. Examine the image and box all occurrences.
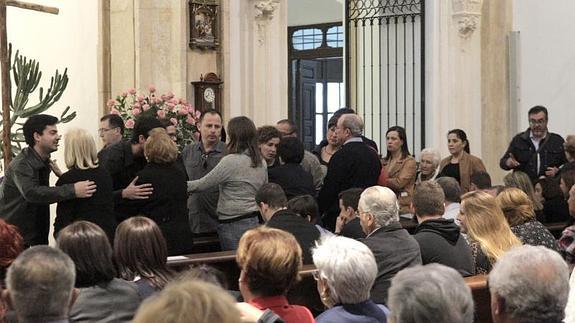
[204,87,215,103]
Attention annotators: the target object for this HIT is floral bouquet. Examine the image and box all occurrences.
[107,85,200,151]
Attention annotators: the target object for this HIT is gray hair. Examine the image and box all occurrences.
[388,264,474,323]
[435,177,462,203]
[488,245,569,323]
[420,147,441,166]
[358,186,399,227]
[312,235,377,305]
[6,246,76,320]
[340,114,364,136]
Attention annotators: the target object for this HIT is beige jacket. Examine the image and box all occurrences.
[439,151,486,193]
[383,155,417,214]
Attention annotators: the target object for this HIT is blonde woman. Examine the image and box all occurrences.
[55,128,116,240]
[496,188,558,251]
[503,170,544,221]
[458,191,522,274]
[122,128,193,256]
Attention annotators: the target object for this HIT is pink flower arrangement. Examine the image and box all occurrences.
[125,119,135,129]
[107,85,199,151]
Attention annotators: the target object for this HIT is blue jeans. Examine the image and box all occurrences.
[217,216,259,251]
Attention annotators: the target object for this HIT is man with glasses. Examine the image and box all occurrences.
[500,105,566,182]
[182,109,225,233]
[99,114,124,148]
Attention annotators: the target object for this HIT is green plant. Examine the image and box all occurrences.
[0,43,76,160]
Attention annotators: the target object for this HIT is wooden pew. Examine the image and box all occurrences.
[168,252,493,321]
[464,274,491,323]
[546,221,567,239]
[167,251,325,315]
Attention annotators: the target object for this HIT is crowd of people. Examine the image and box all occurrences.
[0,104,574,322]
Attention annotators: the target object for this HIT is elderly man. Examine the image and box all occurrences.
[387,264,474,323]
[411,181,474,276]
[318,114,381,231]
[99,114,125,148]
[489,245,569,323]
[435,176,462,222]
[276,119,324,190]
[3,246,76,323]
[181,109,225,233]
[358,186,421,305]
[312,235,390,322]
[500,105,565,182]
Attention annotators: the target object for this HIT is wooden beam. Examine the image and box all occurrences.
[6,0,58,15]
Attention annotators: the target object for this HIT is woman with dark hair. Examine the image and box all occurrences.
[57,221,141,322]
[257,126,282,168]
[382,126,416,214]
[55,128,116,241]
[188,116,267,250]
[121,128,193,256]
[287,194,332,237]
[114,216,175,299]
[535,177,571,223]
[438,129,486,193]
[312,115,342,170]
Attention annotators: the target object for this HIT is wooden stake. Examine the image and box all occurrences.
[1,0,10,168]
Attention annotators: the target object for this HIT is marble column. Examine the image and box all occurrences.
[222,0,287,125]
[425,0,484,160]
[481,0,513,184]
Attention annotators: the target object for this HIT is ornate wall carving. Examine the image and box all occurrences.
[253,0,280,45]
[452,0,483,38]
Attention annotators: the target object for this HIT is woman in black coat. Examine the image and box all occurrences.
[55,128,116,241]
[122,128,193,255]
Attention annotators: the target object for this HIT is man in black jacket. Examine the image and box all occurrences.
[318,114,381,231]
[500,105,565,182]
[411,181,474,276]
[256,183,319,264]
[0,115,96,246]
[98,116,161,221]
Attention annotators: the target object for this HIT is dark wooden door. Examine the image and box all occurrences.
[295,59,319,151]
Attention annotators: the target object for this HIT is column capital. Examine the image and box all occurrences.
[253,0,280,21]
[253,0,281,45]
[452,0,483,39]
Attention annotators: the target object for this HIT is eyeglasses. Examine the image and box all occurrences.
[98,127,117,134]
[528,119,547,126]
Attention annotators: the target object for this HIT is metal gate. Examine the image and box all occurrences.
[346,0,425,156]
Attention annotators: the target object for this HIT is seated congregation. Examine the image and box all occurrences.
[1,105,575,322]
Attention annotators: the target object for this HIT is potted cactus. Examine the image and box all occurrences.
[0,44,76,169]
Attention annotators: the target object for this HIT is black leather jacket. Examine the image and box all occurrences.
[500,129,566,182]
[0,147,75,245]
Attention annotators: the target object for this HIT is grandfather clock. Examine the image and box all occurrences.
[192,72,223,113]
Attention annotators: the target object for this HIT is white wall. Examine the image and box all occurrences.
[4,0,100,243]
[5,0,101,163]
[513,0,575,137]
[288,0,343,26]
